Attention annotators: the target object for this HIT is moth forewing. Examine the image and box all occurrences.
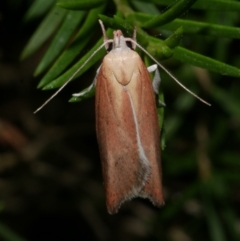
[96,29,163,214]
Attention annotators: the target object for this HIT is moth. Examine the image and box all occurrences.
[34,20,210,214]
[73,21,164,214]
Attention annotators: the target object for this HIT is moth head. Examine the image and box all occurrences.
[110,30,134,51]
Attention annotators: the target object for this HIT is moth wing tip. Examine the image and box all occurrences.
[106,201,121,215]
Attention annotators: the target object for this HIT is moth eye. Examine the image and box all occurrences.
[126,41,133,50]
[107,43,113,52]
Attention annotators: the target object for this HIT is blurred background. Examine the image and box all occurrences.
[0,0,240,241]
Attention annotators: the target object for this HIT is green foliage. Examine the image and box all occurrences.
[57,0,106,10]
[21,0,240,91]
[20,5,67,59]
[143,0,199,28]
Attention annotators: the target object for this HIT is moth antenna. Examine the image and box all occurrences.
[130,39,211,106]
[34,39,113,114]
[131,26,137,50]
[99,20,109,50]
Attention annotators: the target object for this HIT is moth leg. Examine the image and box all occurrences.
[147,64,165,107]
[147,64,161,95]
[72,65,101,97]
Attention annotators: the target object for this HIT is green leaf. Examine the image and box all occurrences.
[57,0,105,10]
[23,0,55,22]
[162,19,240,38]
[192,0,240,11]
[38,5,106,88]
[131,0,160,14]
[34,10,86,76]
[144,27,183,59]
[134,0,240,11]
[146,38,173,60]
[99,15,135,36]
[173,46,240,77]
[20,6,67,60]
[42,29,112,90]
[132,12,240,39]
[143,0,198,28]
[163,26,183,48]
[69,86,96,102]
